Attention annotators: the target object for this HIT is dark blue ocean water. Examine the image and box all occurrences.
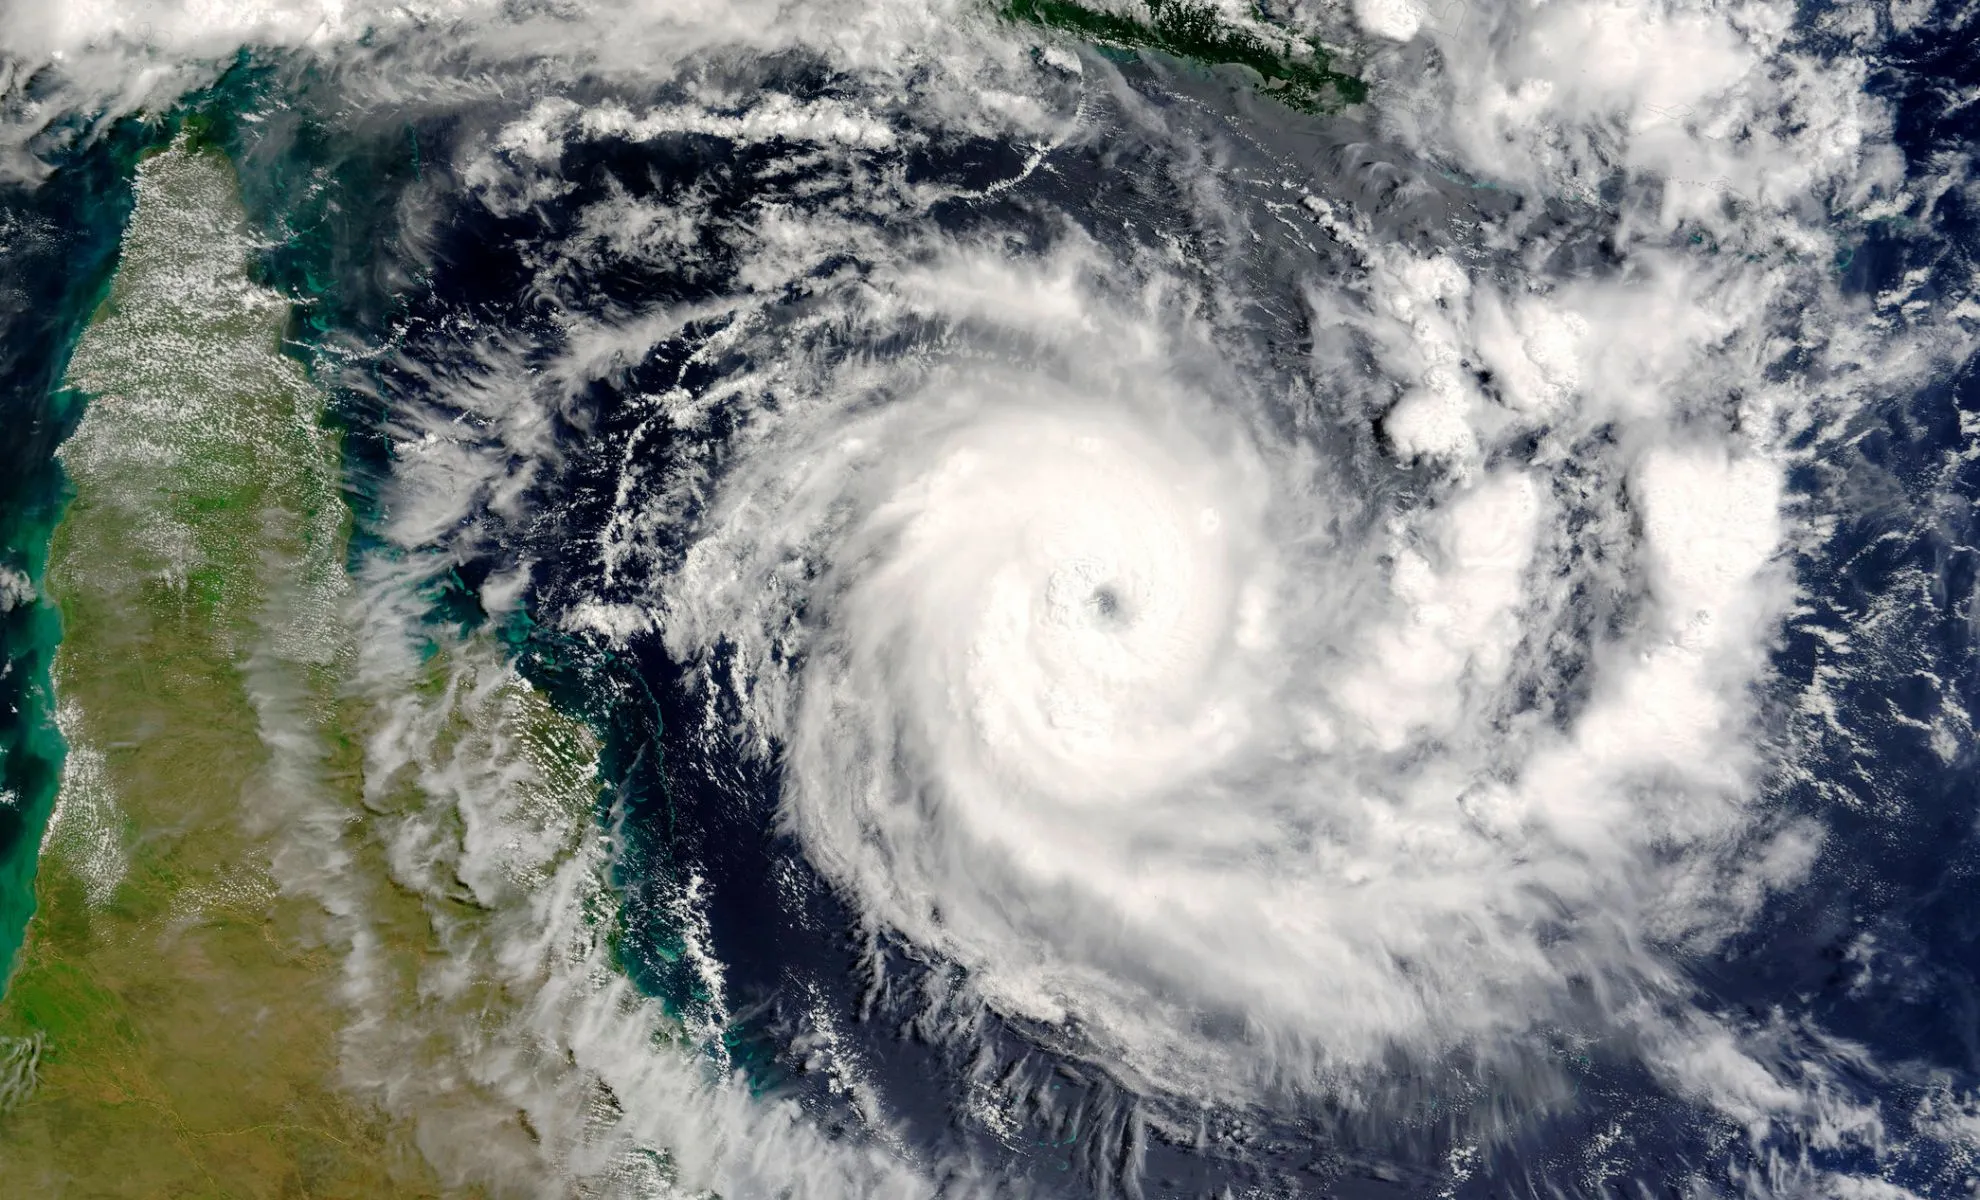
[1,4,1979,1194]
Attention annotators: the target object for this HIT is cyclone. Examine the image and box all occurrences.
[648,236,1799,1112]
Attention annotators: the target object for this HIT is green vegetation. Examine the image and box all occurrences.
[1002,0,1366,109]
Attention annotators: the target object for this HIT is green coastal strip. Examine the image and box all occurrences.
[1003,0,1366,109]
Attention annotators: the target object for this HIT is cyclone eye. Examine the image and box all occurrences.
[1087,583,1126,625]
